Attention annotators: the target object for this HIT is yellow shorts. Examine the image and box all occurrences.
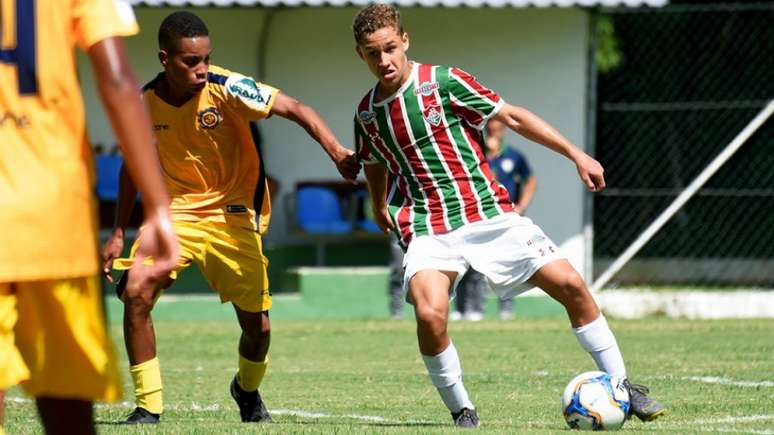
[114,220,271,312]
[0,276,121,401]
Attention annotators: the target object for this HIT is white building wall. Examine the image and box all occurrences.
[78,6,590,276]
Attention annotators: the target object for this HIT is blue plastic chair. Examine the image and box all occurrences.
[95,155,123,201]
[352,189,382,233]
[295,186,352,234]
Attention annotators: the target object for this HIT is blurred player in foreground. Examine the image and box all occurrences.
[0,0,179,434]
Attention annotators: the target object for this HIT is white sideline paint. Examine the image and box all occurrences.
[591,99,774,293]
[4,396,426,424]
[690,415,774,424]
[685,376,774,388]
[596,290,774,319]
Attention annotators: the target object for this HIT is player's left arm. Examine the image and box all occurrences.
[270,93,361,181]
[492,104,605,192]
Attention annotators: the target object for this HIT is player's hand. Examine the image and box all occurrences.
[372,205,395,235]
[575,153,606,192]
[101,228,125,283]
[130,208,180,291]
[333,148,361,181]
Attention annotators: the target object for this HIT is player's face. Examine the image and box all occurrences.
[356,26,411,93]
[160,36,212,97]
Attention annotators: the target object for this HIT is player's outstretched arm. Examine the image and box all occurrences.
[270,93,361,181]
[89,37,179,285]
[363,163,395,234]
[493,104,606,192]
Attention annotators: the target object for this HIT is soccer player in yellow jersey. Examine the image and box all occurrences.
[100,11,360,424]
[0,0,179,434]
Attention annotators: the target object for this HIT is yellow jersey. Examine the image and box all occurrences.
[0,0,138,281]
[142,65,278,234]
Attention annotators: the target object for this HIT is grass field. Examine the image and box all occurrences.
[4,297,774,434]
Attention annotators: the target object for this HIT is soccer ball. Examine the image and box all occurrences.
[561,371,630,431]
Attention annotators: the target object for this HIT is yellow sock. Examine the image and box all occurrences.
[129,357,163,414]
[236,355,268,392]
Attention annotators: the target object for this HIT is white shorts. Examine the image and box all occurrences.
[402,213,563,302]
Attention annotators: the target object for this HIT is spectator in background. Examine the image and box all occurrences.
[452,118,536,321]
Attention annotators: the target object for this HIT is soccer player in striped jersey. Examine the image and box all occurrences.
[0,0,179,433]
[352,4,665,427]
[100,11,359,425]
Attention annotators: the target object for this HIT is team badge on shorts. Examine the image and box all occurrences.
[198,107,222,129]
[423,104,443,127]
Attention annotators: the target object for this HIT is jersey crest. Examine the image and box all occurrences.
[197,107,222,129]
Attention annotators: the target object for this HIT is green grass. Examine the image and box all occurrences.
[4,301,774,434]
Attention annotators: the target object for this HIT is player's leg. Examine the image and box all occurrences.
[529,260,666,421]
[117,269,172,424]
[230,306,272,423]
[388,235,405,319]
[201,223,273,423]
[36,398,94,435]
[113,223,192,424]
[409,270,479,428]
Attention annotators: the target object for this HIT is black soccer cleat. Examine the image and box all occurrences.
[119,406,160,424]
[624,379,666,422]
[451,407,480,428]
[230,376,273,423]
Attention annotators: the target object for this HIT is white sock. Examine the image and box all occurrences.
[573,314,627,378]
[421,342,474,413]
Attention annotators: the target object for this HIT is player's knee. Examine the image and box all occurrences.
[122,282,155,312]
[414,304,447,332]
[242,313,270,342]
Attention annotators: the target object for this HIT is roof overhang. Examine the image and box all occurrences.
[130,0,666,8]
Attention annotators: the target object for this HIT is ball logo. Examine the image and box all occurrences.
[198,107,222,129]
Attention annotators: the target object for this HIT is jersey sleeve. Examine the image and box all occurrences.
[73,0,139,51]
[447,67,505,130]
[223,73,279,121]
[354,115,379,165]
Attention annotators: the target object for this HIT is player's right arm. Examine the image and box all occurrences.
[363,163,394,234]
[102,164,137,282]
[90,37,179,285]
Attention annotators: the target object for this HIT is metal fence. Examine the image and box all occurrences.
[590,2,774,288]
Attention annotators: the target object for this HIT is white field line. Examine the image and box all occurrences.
[4,396,430,424]
[689,415,774,425]
[685,376,774,388]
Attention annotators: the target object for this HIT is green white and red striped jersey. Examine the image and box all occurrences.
[355,62,515,245]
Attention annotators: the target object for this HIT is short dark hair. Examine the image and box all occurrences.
[352,3,404,45]
[158,11,209,51]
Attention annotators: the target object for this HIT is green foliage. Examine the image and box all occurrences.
[595,16,623,74]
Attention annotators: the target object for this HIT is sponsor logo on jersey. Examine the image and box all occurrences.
[414,81,439,97]
[359,110,376,124]
[423,104,442,127]
[225,74,272,111]
[197,107,222,129]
